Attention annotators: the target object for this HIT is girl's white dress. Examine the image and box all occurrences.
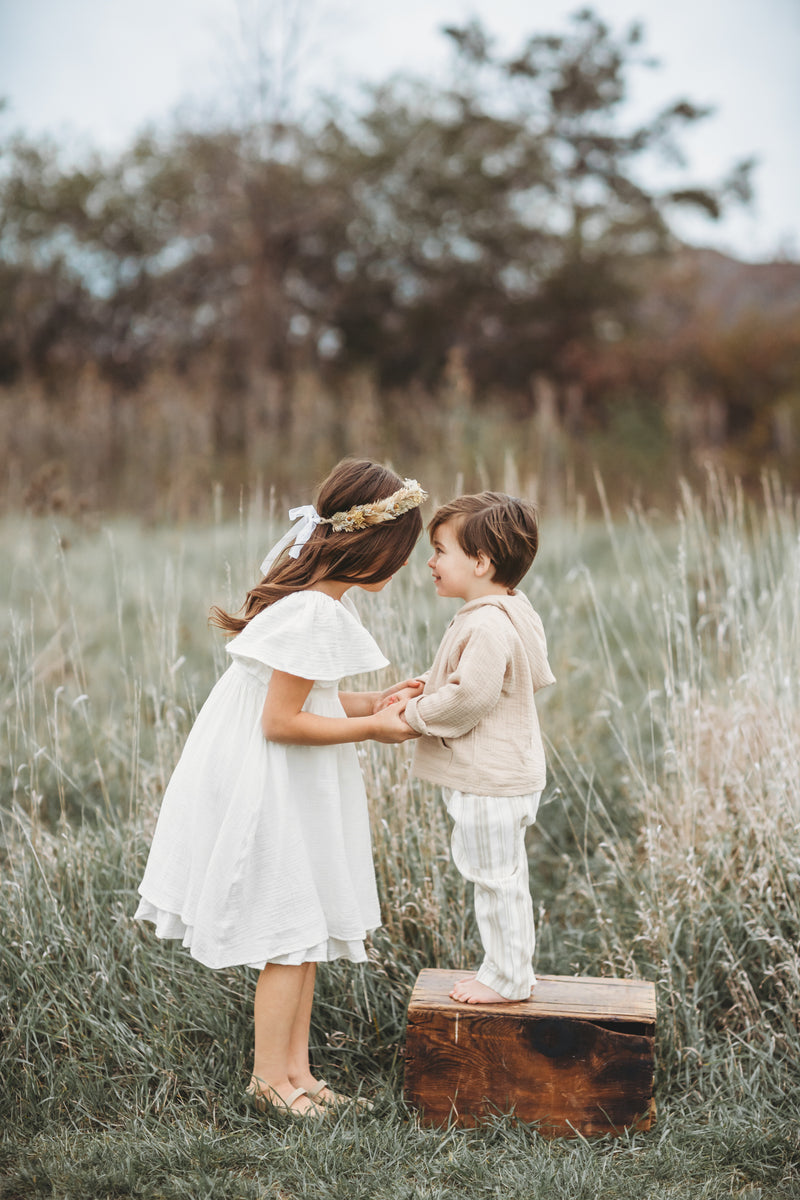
[134,590,389,970]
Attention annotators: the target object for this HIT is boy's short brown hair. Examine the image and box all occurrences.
[428,491,539,589]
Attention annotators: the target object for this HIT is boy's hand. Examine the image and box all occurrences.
[374,678,424,712]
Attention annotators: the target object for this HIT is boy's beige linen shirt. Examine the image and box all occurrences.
[404,592,555,796]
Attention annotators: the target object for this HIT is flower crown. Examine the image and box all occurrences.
[259,478,427,576]
[319,478,428,532]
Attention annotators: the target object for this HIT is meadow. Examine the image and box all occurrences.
[1,470,799,1199]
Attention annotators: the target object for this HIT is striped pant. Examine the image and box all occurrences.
[443,789,541,1000]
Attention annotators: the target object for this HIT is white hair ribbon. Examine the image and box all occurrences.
[259,505,322,577]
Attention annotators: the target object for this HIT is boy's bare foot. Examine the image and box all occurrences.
[449,978,526,1004]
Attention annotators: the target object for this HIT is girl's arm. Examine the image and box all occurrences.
[262,671,419,745]
[339,678,424,717]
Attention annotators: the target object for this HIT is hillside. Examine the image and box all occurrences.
[643,245,800,332]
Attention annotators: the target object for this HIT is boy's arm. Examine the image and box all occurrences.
[403,626,508,739]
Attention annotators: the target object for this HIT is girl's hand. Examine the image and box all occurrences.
[370,701,420,743]
[378,685,423,712]
[374,678,424,712]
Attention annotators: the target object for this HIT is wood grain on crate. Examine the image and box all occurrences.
[404,969,657,1136]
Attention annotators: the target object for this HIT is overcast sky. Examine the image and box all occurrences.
[1,0,798,261]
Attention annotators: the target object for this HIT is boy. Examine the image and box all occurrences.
[397,492,555,1003]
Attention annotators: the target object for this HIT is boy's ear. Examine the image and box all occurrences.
[474,551,495,579]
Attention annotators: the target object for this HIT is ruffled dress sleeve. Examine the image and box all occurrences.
[225,590,389,682]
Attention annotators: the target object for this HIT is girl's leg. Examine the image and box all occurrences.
[286,961,326,1094]
[286,962,370,1107]
[251,962,321,1113]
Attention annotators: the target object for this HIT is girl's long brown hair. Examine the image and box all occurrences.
[210,459,424,634]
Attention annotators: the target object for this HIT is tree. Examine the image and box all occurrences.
[0,9,753,414]
[0,121,356,450]
[311,10,752,392]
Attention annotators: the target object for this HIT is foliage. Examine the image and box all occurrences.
[0,14,753,402]
[312,12,738,390]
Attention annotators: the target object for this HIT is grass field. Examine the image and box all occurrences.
[2,472,799,1198]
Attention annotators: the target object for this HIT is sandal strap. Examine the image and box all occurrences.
[247,1083,309,1110]
[282,1086,308,1109]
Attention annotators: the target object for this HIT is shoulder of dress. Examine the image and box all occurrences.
[230,590,339,638]
[271,590,373,644]
[260,590,346,617]
[226,586,387,675]
[273,589,326,608]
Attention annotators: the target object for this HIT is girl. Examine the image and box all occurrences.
[135,459,426,1117]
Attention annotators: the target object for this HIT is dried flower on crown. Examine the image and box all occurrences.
[320,479,427,532]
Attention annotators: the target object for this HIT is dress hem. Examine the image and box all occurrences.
[134,898,378,971]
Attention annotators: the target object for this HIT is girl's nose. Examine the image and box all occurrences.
[427,553,435,569]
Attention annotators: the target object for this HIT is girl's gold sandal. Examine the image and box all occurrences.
[246,1083,326,1119]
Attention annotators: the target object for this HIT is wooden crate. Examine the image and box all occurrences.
[404,969,656,1136]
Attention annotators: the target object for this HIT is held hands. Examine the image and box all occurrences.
[368,677,423,743]
[371,699,420,743]
[374,678,424,713]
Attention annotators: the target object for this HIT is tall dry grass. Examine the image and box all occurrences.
[2,367,688,521]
